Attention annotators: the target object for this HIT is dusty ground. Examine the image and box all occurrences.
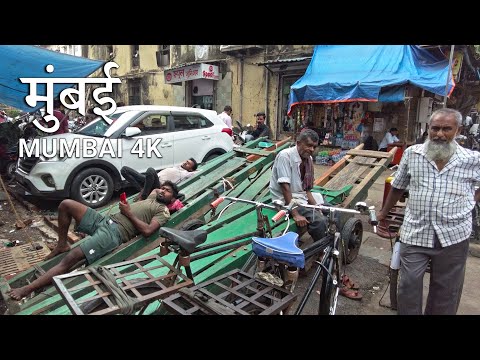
[0,181,56,314]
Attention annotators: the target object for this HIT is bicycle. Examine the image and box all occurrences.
[209,196,378,315]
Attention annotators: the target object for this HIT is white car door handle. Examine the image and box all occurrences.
[201,136,211,140]
[160,143,172,148]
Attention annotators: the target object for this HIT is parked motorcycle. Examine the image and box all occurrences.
[0,143,18,181]
[232,120,252,145]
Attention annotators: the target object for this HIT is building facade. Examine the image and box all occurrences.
[85,45,480,144]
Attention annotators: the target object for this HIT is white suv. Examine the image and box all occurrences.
[15,106,234,208]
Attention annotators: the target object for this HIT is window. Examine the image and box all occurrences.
[139,114,168,134]
[131,45,140,67]
[128,79,141,105]
[173,114,213,131]
[107,45,114,59]
[156,45,170,67]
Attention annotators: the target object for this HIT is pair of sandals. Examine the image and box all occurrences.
[339,275,362,301]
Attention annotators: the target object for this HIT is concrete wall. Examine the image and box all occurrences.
[88,45,175,106]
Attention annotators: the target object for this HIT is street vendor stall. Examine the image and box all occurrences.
[287,45,455,145]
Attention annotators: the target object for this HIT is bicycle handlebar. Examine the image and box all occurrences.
[272,201,378,232]
[210,196,377,231]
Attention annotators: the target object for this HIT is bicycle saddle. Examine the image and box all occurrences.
[159,227,207,254]
[252,232,305,269]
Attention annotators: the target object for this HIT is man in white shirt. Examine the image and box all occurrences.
[378,108,480,315]
[121,158,198,201]
[218,105,233,128]
[378,127,401,151]
[269,129,326,241]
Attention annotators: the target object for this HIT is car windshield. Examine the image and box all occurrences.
[76,111,141,137]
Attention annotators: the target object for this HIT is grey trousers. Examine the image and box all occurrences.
[297,207,327,242]
[398,235,469,315]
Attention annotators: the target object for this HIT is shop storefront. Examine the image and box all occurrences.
[288,46,455,149]
[257,57,312,139]
[164,63,220,109]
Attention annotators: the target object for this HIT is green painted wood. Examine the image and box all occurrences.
[17,171,279,315]
[7,154,253,289]
[20,203,289,315]
[180,157,245,199]
[233,148,272,157]
[12,139,292,314]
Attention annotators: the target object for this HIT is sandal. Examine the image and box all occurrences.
[339,287,363,301]
[341,275,360,290]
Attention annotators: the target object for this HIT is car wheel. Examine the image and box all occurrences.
[71,168,114,209]
[203,153,221,163]
[5,161,17,180]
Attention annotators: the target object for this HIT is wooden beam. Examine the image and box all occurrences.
[346,149,393,158]
[339,149,395,209]
[314,143,364,187]
[233,148,272,157]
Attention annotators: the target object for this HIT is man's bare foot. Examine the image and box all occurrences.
[8,286,32,301]
[44,244,70,261]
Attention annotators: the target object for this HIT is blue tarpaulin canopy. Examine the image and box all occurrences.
[288,45,455,115]
[0,45,105,112]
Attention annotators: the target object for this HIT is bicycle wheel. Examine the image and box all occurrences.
[319,243,343,315]
[389,268,399,310]
[319,256,338,315]
[341,218,363,264]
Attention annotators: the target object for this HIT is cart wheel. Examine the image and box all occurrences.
[341,218,363,264]
[179,219,205,231]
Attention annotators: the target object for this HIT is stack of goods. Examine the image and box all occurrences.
[315,149,348,166]
[341,134,360,149]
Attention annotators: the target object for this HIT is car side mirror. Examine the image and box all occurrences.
[124,127,141,137]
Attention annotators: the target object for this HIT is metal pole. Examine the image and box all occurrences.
[443,45,455,107]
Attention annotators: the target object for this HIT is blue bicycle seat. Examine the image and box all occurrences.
[252,232,305,269]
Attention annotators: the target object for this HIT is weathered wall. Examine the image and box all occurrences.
[88,45,174,106]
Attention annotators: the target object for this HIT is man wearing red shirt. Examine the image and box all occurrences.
[52,100,69,135]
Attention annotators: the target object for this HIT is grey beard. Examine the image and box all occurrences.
[424,138,457,162]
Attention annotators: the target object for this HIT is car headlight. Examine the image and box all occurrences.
[39,153,68,162]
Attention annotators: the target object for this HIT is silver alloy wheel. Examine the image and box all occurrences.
[79,174,109,205]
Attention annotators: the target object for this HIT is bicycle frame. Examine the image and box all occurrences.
[211,196,377,315]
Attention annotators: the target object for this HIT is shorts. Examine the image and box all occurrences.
[77,208,122,265]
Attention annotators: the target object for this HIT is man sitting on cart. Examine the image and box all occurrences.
[269,129,362,300]
[269,129,327,242]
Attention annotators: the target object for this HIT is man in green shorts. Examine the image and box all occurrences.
[8,181,179,301]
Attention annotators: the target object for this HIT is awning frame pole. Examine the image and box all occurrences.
[443,45,455,107]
